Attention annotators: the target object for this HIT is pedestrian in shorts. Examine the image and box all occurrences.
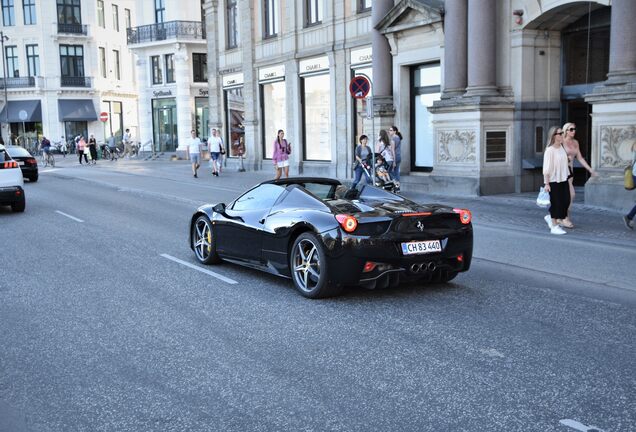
[187,130,202,178]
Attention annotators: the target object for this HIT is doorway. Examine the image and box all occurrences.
[152,98,177,152]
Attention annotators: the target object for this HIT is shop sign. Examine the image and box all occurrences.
[350,47,372,65]
[299,56,329,74]
[222,73,244,88]
[258,65,285,82]
[198,88,209,96]
[153,90,173,97]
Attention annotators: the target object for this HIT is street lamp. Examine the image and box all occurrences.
[0,31,8,142]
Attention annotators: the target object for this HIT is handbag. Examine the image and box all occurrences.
[536,186,550,207]
[625,166,635,190]
[286,142,292,155]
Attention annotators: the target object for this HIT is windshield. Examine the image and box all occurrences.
[6,146,30,157]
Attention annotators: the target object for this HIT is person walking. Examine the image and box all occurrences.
[272,129,291,180]
[623,141,636,230]
[561,122,597,228]
[122,128,132,158]
[351,134,372,188]
[208,128,224,177]
[388,125,402,190]
[77,135,88,164]
[187,130,202,178]
[106,133,116,160]
[88,133,98,164]
[542,126,570,235]
[376,129,395,178]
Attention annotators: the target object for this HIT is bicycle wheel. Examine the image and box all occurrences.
[50,154,55,167]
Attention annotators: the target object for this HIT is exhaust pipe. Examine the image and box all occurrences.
[409,262,438,274]
[427,262,437,272]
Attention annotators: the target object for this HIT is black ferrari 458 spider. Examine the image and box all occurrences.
[189,178,473,298]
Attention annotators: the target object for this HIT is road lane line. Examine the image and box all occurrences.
[55,210,84,223]
[160,254,238,284]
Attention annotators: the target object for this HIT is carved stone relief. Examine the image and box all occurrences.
[438,130,477,163]
[600,126,636,168]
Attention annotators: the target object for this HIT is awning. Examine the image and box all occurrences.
[58,99,98,121]
[0,100,42,122]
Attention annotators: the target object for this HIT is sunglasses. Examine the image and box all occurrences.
[554,131,563,136]
[568,128,576,132]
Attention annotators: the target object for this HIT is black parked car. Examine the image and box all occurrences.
[189,178,473,298]
[5,145,38,182]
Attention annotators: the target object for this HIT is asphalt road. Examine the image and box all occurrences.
[0,162,634,432]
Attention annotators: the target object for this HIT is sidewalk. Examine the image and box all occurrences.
[51,154,635,247]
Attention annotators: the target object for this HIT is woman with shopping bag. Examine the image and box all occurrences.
[542,126,570,235]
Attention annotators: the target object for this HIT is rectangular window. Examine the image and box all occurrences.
[26,44,39,77]
[2,0,15,26]
[193,53,207,82]
[113,50,120,80]
[226,0,238,49]
[57,0,81,24]
[485,131,507,162]
[155,0,165,24]
[151,55,162,84]
[97,0,104,27]
[112,4,119,31]
[99,47,106,78]
[412,63,440,170]
[124,8,131,28]
[358,0,371,13]
[535,126,544,153]
[305,0,323,26]
[223,88,245,157]
[302,74,331,161]
[261,80,286,159]
[59,44,84,77]
[263,0,278,38]
[164,54,174,83]
[23,0,36,25]
[5,46,18,77]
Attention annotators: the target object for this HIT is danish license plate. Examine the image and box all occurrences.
[401,240,441,255]
[18,161,25,165]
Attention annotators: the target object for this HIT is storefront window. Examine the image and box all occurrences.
[411,63,440,170]
[224,87,244,157]
[302,74,331,161]
[152,98,177,152]
[195,97,209,141]
[261,80,286,159]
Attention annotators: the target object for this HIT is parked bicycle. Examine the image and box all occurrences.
[101,144,122,160]
[52,140,68,157]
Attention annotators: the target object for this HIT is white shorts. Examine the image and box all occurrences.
[276,160,289,168]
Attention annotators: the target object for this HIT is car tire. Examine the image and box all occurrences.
[290,232,342,299]
[11,196,25,213]
[29,175,38,182]
[192,215,221,264]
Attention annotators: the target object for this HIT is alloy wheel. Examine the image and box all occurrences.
[292,238,322,292]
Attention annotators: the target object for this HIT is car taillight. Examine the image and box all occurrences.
[27,158,37,165]
[335,214,358,233]
[453,208,472,224]
[2,161,18,169]
[363,261,377,272]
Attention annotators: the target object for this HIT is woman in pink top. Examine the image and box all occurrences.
[272,129,291,180]
[542,126,570,235]
[561,122,597,228]
[77,135,88,164]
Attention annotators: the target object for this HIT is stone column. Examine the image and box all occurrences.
[442,0,467,98]
[371,0,395,119]
[239,0,260,169]
[465,0,498,97]
[607,0,636,82]
[134,56,153,151]
[175,47,192,156]
[204,0,223,128]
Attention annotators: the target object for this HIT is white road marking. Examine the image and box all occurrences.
[160,254,238,285]
[559,419,605,432]
[55,210,84,223]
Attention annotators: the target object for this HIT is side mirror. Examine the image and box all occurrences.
[212,203,226,214]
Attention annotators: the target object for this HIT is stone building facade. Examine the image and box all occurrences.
[203,0,636,210]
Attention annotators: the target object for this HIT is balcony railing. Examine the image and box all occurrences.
[58,23,88,35]
[0,77,36,89]
[127,20,205,45]
[61,76,92,88]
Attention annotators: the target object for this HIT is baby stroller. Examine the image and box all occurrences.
[361,153,399,193]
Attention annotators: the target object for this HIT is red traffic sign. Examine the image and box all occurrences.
[99,111,109,122]
[349,76,371,99]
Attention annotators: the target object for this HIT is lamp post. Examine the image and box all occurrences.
[0,31,9,143]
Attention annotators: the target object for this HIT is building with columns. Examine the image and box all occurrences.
[126,0,207,153]
[202,0,635,210]
[0,0,138,147]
